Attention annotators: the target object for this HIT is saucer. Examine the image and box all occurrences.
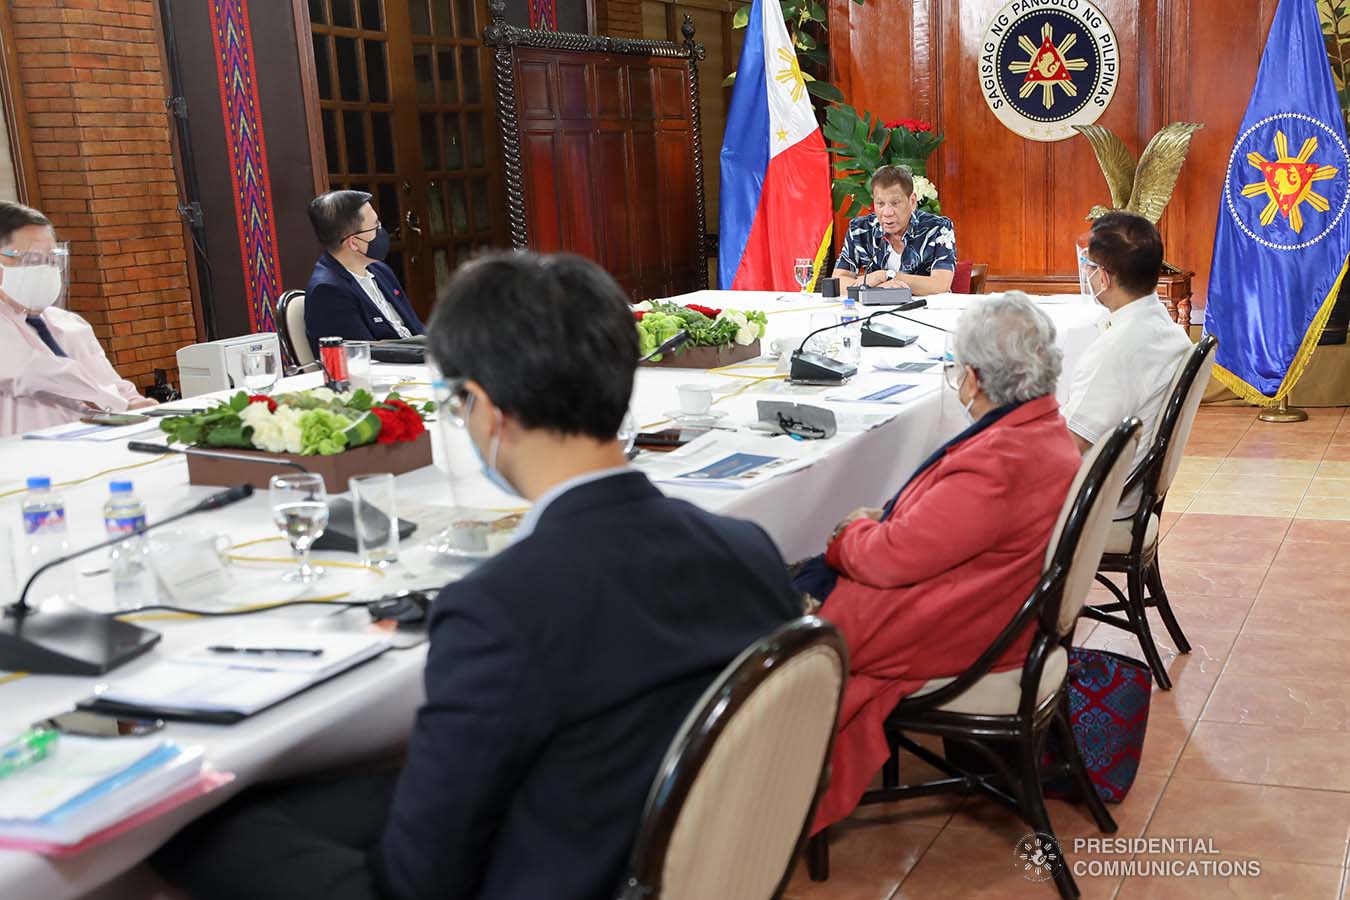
[662,409,728,426]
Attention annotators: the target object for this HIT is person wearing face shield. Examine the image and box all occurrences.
[832,165,957,296]
[0,201,155,437]
[303,190,425,359]
[789,292,1078,834]
[152,252,801,900]
[1064,212,1191,516]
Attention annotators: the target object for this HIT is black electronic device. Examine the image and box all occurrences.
[639,329,690,363]
[857,284,916,307]
[819,277,840,300]
[0,484,254,676]
[312,497,417,553]
[367,589,430,625]
[861,318,919,348]
[370,337,427,364]
[634,428,698,449]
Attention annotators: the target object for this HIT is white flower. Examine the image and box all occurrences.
[734,323,758,345]
[912,175,939,202]
[719,310,748,327]
[308,387,337,403]
[241,402,305,454]
[632,301,653,312]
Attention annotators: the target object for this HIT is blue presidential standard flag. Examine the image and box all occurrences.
[1204,0,1350,403]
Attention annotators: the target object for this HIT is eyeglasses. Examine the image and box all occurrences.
[432,376,472,427]
[0,247,68,267]
[776,412,826,440]
[340,221,382,241]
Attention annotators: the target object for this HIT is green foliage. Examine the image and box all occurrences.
[1321,0,1350,129]
[635,304,768,361]
[298,409,352,456]
[723,0,860,106]
[821,104,944,216]
[159,392,253,449]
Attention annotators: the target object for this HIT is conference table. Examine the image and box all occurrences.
[0,290,1105,900]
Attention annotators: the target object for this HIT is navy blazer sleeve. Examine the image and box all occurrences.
[303,279,379,358]
[375,582,551,900]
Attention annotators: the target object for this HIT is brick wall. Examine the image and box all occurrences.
[8,0,196,389]
[597,0,642,37]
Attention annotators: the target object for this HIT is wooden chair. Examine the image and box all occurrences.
[619,617,847,900]
[807,418,1143,900]
[951,261,990,294]
[1082,335,1218,689]
[274,290,312,368]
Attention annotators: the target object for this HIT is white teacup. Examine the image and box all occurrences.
[676,384,714,417]
[146,529,233,605]
[770,335,805,358]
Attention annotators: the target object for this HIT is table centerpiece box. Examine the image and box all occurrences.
[635,301,767,369]
[160,388,434,493]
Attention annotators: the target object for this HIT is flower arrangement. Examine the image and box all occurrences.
[823,103,946,217]
[633,301,768,362]
[159,388,432,457]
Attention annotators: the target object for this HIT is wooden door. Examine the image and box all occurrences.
[308,0,504,319]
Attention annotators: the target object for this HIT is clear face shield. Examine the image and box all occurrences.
[0,244,69,313]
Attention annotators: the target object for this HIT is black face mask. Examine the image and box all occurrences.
[356,226,390,262]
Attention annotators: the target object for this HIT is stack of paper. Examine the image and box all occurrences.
[82,631,392,723]
[0,736,204,847]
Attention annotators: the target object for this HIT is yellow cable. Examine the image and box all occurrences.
[0,671,28,686]
[0,454,175,500]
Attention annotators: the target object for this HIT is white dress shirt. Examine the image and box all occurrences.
[0,303,142,437]
[1062,294,1192,513]
[352,269,412,339]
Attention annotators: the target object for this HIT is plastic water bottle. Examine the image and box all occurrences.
[104,481,152,606]
[839,296,863,366]
[21,477,71,602]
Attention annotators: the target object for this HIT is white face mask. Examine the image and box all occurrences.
[1,264,63,312]
[1087,265,1108,306]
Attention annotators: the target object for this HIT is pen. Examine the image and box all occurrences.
[206,646,324,658]
[0,727,59,780]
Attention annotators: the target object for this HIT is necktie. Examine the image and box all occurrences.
[26,315,67,358]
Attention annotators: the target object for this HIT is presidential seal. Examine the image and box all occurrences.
[1225,113,1350,252]
[979,0,1120,142]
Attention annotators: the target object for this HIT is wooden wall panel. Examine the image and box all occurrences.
[830,0,1281,311]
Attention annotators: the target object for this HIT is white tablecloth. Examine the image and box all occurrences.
[0,290,1104,899]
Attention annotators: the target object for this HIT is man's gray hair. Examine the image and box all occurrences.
[952,291,1062,407]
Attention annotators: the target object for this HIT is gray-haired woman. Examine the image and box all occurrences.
[796,291,1082,833]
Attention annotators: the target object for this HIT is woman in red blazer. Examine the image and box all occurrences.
[798,292,1082,832]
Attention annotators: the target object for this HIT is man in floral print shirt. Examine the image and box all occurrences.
[833,165,957,296]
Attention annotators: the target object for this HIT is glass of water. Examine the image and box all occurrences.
[269,473,329,584]
[793,257,814,292]
[349,473,398,568]
[242,349,278,394]
[617,407,637,458]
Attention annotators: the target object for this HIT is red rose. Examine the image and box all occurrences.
[634,310,647,320]
[248,394,277,412]
[373,398,426,444]
[686,303,722,319]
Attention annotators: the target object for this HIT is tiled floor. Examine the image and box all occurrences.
[784,405,1350,900]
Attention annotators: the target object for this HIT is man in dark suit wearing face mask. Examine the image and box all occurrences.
[303,190,425,359]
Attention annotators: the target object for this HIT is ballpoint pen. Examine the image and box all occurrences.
[206,646,324,658]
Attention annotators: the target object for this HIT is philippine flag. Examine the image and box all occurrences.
[718,0,833,292]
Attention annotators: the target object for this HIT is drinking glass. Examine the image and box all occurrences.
[617,407,637,458]
[806,312,840,357]
[346,342,372,393]
[793,257,814,292]
[349,473,399,567]
[269,473,329,584]
[242,349,278,394]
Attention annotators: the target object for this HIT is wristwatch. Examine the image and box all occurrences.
[885,269,897,281]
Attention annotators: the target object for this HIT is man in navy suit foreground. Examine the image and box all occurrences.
[153,252,801,900]
[302,190,425,359]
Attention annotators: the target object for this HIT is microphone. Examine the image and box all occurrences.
[878,309,952,334]
[640,329,690,363]
[788,308,902,384]
[284,360,323,378]
[129,440,310,474]
[1,483,256,676]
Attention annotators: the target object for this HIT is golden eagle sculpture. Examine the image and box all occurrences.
[1073,122,1205,223]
